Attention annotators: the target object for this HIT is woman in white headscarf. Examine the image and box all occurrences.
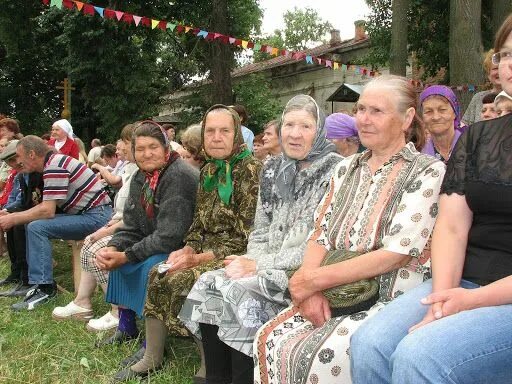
[47,119,79,159]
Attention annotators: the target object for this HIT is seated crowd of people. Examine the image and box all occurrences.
[1,14,512,384]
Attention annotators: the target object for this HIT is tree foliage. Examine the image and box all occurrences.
[254,7,333,62]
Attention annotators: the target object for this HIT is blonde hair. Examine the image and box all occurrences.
[483,49,495,74]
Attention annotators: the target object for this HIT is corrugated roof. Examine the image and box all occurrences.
[232,37,369,78]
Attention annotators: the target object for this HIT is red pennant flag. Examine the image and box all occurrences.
[205,32,214,41]
[122,13,133,24]
[104,9,115,19]
[260,44,267,52]
[158,21,167,30]
[42,0,50,5]
[192,28,200,35]
[63,0,73,9]
[83,3,94,15]
[213,33,222,39]
[234,39,242,46]
[176,25,184,33]
[114,10,124,21]
[220,35,229,44]
[74,1,84,11]
[370,71,375,77]
[247,42,254,49]
[141,17,151,27]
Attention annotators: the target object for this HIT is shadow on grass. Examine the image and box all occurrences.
[0,241,200,383]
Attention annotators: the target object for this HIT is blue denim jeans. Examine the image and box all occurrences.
[27,205,112,285]
[350,279,512,384]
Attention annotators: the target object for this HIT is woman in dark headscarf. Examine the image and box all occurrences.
[178,95,341,384]
[113,105,262,381]
[420,85,464,163]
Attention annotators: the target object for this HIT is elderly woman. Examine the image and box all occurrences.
[420,85,464,163]
[113,105,262,381]
[350,15,512,384]
[177,95,341,384]
[94,122,199,345]
[51,124,138,331]
[254,76,446,384]
[462,49,502,125]
[325,112,363,157]
[178,123,205,169]
[47,119,79,159]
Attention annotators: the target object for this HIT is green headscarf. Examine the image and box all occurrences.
[201,104,252,205]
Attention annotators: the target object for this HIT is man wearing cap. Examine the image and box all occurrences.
[0,136,112,310]
[0,140,44,297]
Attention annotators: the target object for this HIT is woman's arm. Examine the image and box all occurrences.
[91,164,122,187]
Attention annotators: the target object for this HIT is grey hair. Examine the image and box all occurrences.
[18,135,50,157]
[279,95,322,133]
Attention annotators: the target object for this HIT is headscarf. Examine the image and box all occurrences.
[135,120,179,218]
[53,119,74,138]
[275,95,337,201]
[419,86,463,161]
[419,85,461,130]
[201,104,252,205]
[325,113,358,139]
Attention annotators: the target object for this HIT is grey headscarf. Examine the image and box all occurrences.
[275,94,337,200]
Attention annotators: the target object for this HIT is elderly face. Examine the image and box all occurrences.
[356,88,411,153]
[488,64,501,88]
[203,111,235,160]
[134,136,168,172]
[253,141,268,161]
[331,138,359,157]
[481,102,498,120]
[262,123,280,154]
[422,96,456,137]
[51,125,68,141]
[280,110,317,160]
[495,98,512,117]
[16,146,39,173]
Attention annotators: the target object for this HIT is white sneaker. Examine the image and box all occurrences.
[86,311,119,332]
[52,301,93,321]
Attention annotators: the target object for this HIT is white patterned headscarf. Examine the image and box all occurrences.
[53,119,74,138]
[275,94,336,201]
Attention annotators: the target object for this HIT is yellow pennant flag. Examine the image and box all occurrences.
[333,62,339,70]
[241,40,248,48]
[271,47,279,56]
[185,26,192,33]
[151,20,159,29]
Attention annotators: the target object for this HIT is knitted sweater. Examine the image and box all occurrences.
[108,158,199,263]
[246,152,342,290]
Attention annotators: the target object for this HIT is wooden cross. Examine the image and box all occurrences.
[56,77,75,120]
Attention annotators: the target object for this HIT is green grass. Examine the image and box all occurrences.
[0,241,200,384]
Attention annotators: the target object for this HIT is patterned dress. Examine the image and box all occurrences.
[143,156,262,336]
[254,143,445,384]
[178,152,342,356]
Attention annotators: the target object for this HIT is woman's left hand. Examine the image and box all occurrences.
[166,252,199,274]
[289,267,317,305]
[95,249,128,271]
[224,256,256,279]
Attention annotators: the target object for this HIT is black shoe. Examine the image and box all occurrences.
[0,283,33,297]
[112,365,163,382]
[95,330,138,348]
[11,285,56,311]
[119,346,146,367]
[0,275,19,286]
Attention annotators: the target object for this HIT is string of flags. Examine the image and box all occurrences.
[42,0,379,76]
[409,80,489,93]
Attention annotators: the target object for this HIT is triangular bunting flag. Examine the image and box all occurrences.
[103,9,115,19]
[306,56,313,64]
[133,15,142,26]
[63,0,73,9]
[247,42,254,49]
[94,6,104,17]
[355,66,361,74]
[167,23,176,31]
[241,40,248,48]
[265,46,273,54]
[185,26,192,33]
[74,1,84,11]
[260,45,267,52]
[235,39,242,46]
[271,47,279,56]
[83,3,94,15]
[158,21,167,30]
[253,43,261,51]
[50,0,63,8]
[176,25,184,33]
[317,58,322,64]
[326,60,332,68]
[197,30,208,38]
[213,33,222,39]
[229,37,236,44]
[151,19,159,29]
[333,62,339,70]
[341,64,347,71]
[115,11,124,21]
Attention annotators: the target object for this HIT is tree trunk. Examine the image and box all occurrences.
[390,0,410,76]
[449,0,484,86]
[490,0,512,44]
[209,0,233,104]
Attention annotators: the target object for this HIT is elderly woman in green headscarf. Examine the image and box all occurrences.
[113,105,262,381]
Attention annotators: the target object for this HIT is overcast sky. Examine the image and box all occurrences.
[259,0,370,40]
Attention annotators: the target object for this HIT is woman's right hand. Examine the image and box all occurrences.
[298,292,331,328]
[408,301,443,332]
[87,226,110,243]
[166,245,194,264]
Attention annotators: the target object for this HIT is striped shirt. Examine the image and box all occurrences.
[43,152,110,214]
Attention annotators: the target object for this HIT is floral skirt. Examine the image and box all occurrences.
[178,268,291,356]
[253,266,427,384]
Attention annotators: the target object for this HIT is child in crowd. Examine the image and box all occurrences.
[494,90,512,117]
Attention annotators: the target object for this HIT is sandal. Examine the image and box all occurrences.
[52,301,93,321]
[86,311,119,332]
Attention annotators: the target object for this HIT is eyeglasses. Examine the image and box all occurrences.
[492,51,512,65]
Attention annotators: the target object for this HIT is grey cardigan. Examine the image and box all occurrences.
[108,158,199,263]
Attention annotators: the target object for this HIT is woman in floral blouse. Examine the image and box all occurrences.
[113,105,261,381]
[254,76,445,384]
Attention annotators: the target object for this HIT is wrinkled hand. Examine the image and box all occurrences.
[87,226,111,243]
[95,247,127,271]
[166,246,198,273]
[298,292,331,328]
[409,287,477,332]
[224,256,256,279]
[289,267,317,305]
[0,213,16,230]
[0,210,9,217]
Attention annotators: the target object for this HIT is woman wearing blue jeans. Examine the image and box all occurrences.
[350,14,512,384]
